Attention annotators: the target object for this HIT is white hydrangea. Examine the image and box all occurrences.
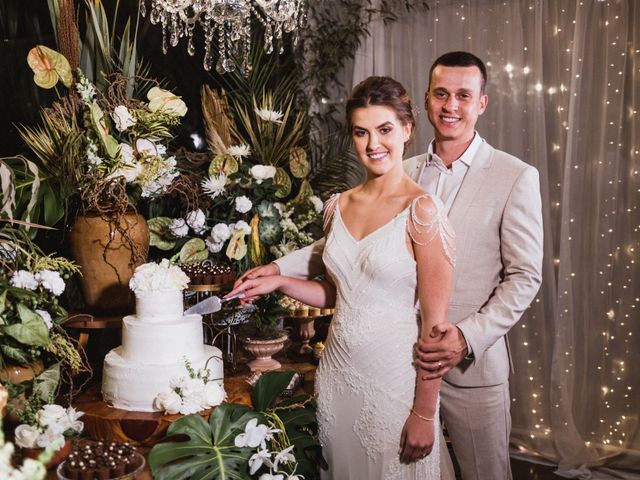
[210,223,231,243]
[235,196,252,214]
[205,238,225,253]
[129,259,190,294]
[169,218,189,238]
[35,270,65,296]
[232,220,251,235]
[186,209,206,234]
[10,270,38,291]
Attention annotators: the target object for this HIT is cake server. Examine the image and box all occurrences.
[184,293,245,315]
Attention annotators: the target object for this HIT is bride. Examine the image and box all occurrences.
[227,76,455,479]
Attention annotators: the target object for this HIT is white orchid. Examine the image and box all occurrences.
[258,474,284,480]
[111,105,136,132]
[273,445,296,470]
[234,418,273,449]
[202,173,227,199]
[249,449,273,475]
[226,144,251,159]
[250,165,277,184]
[255,108,284,123]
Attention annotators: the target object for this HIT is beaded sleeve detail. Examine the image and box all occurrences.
[408,194,456,267]
[322,193,340,234]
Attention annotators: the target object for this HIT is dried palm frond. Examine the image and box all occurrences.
[310,130,365,197]
[201,85,234,154]
[0,156,40,222]
[233,92,307,168]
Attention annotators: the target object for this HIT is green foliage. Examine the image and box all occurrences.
[150,371,325,480]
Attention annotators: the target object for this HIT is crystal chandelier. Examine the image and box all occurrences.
[141,0,306,74]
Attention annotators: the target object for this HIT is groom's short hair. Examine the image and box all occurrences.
[428,51,488,93]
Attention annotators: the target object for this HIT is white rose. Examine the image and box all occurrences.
[35,270,65,296]
[36,425,65,449]
[169,218,189,238]
[202,382,226,408]
[111,105,136,132]
[186,209,206,234]
[37,404,67,427]
[154,391,182,415]
[235,196,252,214]
[181,377,206,397]
[179,392,204,415]
[210,223,231,243]
[249,165,277,184]
[14,424,40,448]
[35,309,53,329]
[10,270,38,291]
[147,87,188,117]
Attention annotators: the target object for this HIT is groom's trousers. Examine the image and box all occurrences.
[440,381,512,480]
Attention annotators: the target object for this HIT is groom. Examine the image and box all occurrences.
[236,51,543,479]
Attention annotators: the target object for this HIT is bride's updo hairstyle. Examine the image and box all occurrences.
[345,76,416,146]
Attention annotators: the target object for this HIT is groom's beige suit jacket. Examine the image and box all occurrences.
[275,140,543,387]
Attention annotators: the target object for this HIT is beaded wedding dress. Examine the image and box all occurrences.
[316,193,455,480]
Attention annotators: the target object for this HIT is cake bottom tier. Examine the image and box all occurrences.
[102,345,223,412]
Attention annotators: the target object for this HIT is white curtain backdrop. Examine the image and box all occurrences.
[344,0,640,478]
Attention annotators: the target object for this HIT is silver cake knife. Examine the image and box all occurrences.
[184,293,245,315]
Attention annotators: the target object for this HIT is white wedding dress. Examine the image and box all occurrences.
[315,193,455,480]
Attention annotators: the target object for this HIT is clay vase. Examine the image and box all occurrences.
[23,438,73,469]
[243,333,289,372]
[68,210,149,315]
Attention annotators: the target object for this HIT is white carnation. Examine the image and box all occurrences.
[235,196,252,214]
[169,218,189,238]
[210,223,231,243]
[10,270,38,291]
[111,105,137,132]
[129,259,190,294]
[35,270,65,296]
[13,425,39,449]
[249,165,277,184]
[205,238,225,253]
[186,209,206,234]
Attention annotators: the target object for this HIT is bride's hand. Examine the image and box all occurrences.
[399,413,435,464]
[224,275,283,302]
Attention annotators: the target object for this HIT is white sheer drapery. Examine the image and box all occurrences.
[345,1,640,478]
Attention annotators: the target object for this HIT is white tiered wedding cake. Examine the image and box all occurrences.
[102,260,223,412]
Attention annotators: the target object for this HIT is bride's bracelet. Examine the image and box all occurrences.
[410,408,434,422]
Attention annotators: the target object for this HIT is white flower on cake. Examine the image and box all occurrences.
[186,209,206,234]
[154,359,226,415]
[249,165,277,184]
[202,173,227,199]
[169,218,189,238]
[255,108,284,123]
[129,259,190,294]
[226,144,251,159]
[111,105,136,132]
[10,270,38,291]
[35,270,65,296]
[235,196,252,213]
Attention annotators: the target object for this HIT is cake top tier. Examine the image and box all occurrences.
[129,259,189,295]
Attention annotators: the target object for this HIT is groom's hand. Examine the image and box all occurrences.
[414,324,468,380]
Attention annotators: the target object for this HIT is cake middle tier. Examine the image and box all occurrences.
[121,314,204,364]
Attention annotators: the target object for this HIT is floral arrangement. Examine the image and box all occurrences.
[13,403,84,450]
[149,371,326,480]
[0,228,85,372]
[0,426,49,480]
[148,89,323,273]
[153,359,226,415]
[19,45,187,227]
[128,259,190,294]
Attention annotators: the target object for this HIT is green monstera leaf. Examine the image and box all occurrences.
[148,217,177,251]
[273,168,292,199]
[179,238,209,264]
[256,200,280,220]
[258,218,282,246]
[149,404,262,480]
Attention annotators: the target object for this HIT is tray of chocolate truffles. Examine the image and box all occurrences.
[279,296,335,317]
[181,260,236,292]
[56,441,144,480]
